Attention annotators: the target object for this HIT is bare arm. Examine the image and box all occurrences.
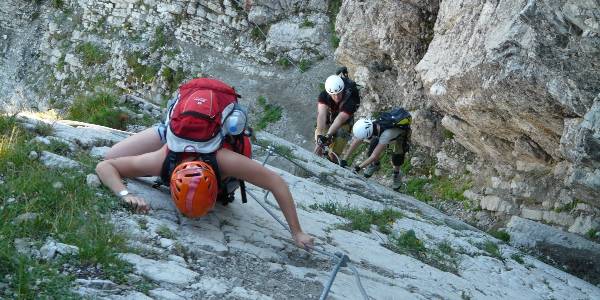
[326,112,350,136]
[315,103,329,141]
[95,145,166,213]
[217,148,313,249]
[342,137,363,160]
[358,143,386,168]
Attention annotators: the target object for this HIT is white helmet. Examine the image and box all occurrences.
[325,75,344,95]
[352,118,374,140]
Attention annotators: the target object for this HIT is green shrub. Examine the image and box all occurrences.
[250,25,269,42]
[277,58,291,69]
[162,67,187,93]
[489,229,510,243]
[511,253,525,264]
[298,59,311,73]
[255,96,282,131]
[328,0,342,48]
[300,19,315,28]
[75,42,109,66]
[126,52,160,84]
[309,202,403,234]
[51,0,64,8]
[0,115,131,298]
[67,92,128,130]
[389,230,425,254]
[480,240,502,259]
[150,26,168,52]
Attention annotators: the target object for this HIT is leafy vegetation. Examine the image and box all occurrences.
[327,0,342,48]
[67,92,129,130]
[488,229,510,243]
[75,42,109,66]
[254,96,282,131]
[250,25,270,42]
[126,52,160,84]
[300,19,315,28]
[511,253,525,264]
[479,240,502,260]
[298,59,311,73]
[309,202,402,234]
[0,115,131,299]
[277,58,291,69]
[162,67,187,93]
[150,26,169,52]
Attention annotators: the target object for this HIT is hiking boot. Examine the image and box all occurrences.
[392,172,402,190]
[363,163,380,178]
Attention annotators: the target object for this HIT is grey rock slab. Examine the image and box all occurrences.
[89,146,110,159]
[74,279,117,290]
[148,288,185,300]
[14,212,38,224]
[189,276,230,296]
[18,113,130,148]
[39,239,79,260]
[40,151,80,169]
[86,174,101,188]
[109,291,154,300]
[119,253,199,285]
[507,216,600,252]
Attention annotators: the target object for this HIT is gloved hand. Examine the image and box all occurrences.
[353,165,361,174]
[340,160,348,168]
[317,134,332,146]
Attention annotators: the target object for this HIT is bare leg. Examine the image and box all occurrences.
[105,127,164,159]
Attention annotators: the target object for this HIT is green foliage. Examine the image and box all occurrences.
[51,0,64,9]
[157,226,175,240]
[480,240,502,259]
[309,202,403,234]
[33,122,54,136]
[162,67,187,93]
[401,175,472,204]
[438,240,454,255]
[150,26,168,52]
[389,230,425,254]
[0,115,131,298]
[300,19,315,28]
[554,199,580,213]
[443,129,454,140]
[126,52,160,84]
[298,59,311,73]
[327,0,342,48]
[254,96,282,131]
[404,177,433,202]
[250,25,269,42]
[511,253,525,264]
[67,92,129,130]
[587,228,598,240]
[75,42,109,66]
[277,58,291,69]
[488,229,510,243]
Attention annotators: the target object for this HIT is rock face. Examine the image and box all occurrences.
[21,112,600,298]
[0,0,338,145]
[336,0,600,235]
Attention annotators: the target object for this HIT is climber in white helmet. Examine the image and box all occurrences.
[341,108,412,190]
[314,69,361,163]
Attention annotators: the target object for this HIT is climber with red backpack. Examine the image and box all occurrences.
[341,108,412,190]
[96,78,314,250]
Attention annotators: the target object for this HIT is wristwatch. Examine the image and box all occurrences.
[118,190,130,198]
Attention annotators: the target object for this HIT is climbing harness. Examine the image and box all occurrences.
[254,145,369,300]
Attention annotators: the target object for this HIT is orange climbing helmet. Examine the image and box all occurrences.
[169,161,218,218]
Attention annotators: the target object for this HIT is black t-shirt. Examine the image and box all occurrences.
[317,82,360,124]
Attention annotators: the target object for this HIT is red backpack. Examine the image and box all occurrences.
[160,78,252,205]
